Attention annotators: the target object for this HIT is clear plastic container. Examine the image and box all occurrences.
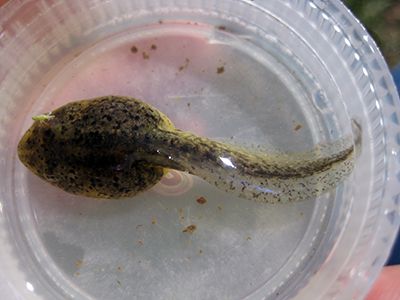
[0,0,399,299]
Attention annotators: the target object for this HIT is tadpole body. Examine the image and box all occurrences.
[18,96,360,202]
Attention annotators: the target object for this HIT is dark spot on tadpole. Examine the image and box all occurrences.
[217,25,226,31]
[187,102,191,108]
[150,44,157,50]
[158,20,163,24]
[196,196,207,204]
[179,143,191,153]
[182,224,196,234]
[142,52,150,60]
[131,46,138,53]
[217,66,225,74]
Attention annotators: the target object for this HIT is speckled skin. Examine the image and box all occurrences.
[18,96,171,198]
[18,96,360,202]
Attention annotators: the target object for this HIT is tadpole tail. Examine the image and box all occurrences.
[139,120,361,203]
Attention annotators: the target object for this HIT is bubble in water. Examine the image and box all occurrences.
[152,170,193,196]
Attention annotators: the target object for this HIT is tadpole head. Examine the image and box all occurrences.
[17,96,170,198]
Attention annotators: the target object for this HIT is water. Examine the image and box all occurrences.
[15,24,333,300]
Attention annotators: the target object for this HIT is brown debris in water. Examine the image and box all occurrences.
[182,224,197,234]
[142,52,150,60]
[196,196,207,204]
[294,124,303,131]
[178,58,190,71]
[130,46,138,53]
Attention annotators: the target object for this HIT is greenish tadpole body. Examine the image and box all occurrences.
[18,96,361,203]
